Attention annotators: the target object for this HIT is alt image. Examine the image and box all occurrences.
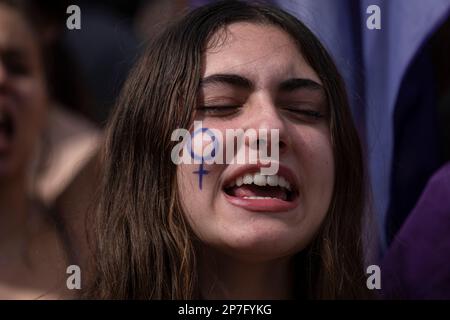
[0,0,450,307]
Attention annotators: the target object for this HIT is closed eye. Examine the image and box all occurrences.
[282,107,325,121]
[196,105,242,117]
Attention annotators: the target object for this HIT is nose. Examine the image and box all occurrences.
[243,93,290,156]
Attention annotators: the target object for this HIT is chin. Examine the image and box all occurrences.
[216,227,305,262]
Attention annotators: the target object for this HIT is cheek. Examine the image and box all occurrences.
[176,162,220,239]
[306,132,333,186]
[294,126,334,219]
[15,75,48,112]
[177,165,201,209]
[12,74,48,136]
[8,75,48,170]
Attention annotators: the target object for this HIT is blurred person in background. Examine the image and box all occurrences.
[0,0,100,299]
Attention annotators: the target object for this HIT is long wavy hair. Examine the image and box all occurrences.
[87,0,371,299]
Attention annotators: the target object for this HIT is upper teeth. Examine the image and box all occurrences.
[231,173,291,190]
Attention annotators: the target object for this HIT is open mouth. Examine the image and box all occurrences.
[224,172,296,201]
[0,109,15,151]
[222,167,299,212]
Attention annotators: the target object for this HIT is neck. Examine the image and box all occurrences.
[198,246,295,299]
[0,173,28,248]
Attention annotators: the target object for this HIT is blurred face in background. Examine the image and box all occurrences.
[178,22,334,262]
[0,4,48,179]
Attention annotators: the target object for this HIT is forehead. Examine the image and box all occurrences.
[203,22,322,86]
[0,4,38,54]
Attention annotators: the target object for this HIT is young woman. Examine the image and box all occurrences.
[0,0,99,299]
[88,0,371,299]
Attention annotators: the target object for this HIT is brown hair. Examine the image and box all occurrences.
[88,0,371,299]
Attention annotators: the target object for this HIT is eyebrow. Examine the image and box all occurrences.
[200,74,253,90]
[278,78,323,92]
[200,73,323,92]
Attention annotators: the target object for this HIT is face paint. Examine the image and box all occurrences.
[187,127,218,190]
[193,162,209,190]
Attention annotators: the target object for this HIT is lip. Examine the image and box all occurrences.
[223,192,300,212]
[221,163,300,213]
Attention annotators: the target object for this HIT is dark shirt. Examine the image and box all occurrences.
[382,162,450,299]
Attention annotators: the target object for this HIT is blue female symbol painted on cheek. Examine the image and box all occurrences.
[186,127,218,190]
[193,162,209,190]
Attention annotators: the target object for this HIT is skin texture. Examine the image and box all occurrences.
[177,23,335,298]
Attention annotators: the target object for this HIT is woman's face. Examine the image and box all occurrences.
[178,22,334,261]
[0,4,48,178]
